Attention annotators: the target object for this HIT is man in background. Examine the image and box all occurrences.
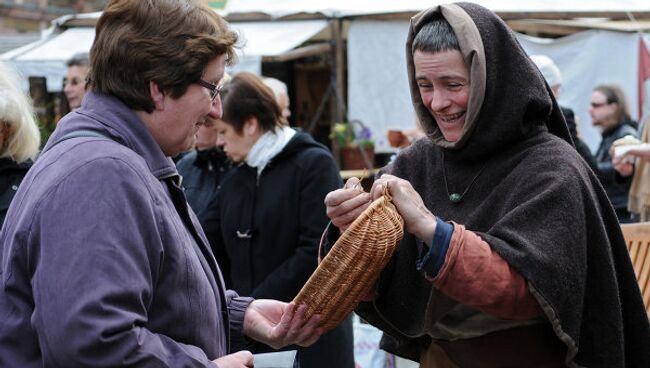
[263,77,291,124]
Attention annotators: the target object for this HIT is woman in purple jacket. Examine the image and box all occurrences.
[0,1,321,367]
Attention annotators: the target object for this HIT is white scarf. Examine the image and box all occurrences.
[246,126,296,175]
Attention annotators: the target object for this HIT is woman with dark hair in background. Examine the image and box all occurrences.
[212,72,354,368]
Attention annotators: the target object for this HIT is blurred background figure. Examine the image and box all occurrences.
[63,52,90,111]
[176,117,231,227]
[263,77,291,124]
[214,72,354,368]
[531,54,598,172]
[612,115,650,221]
[176,75,232,284]
[590,84,638,223]
[0,61,41,226]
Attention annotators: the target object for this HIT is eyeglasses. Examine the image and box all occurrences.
[196,79,223,102]
[590,102,609,108]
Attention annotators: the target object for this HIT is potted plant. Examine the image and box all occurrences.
[331,120,375,170]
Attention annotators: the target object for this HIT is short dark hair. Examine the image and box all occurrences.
[412,14,460,54]
[221,72,282,134]
[66,52,90,68]
[89,0,239,113]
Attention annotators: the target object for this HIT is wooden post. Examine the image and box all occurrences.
[329,18,345,168]
[330,18,346,124]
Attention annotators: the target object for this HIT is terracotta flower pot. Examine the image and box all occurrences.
[387,129,406,148]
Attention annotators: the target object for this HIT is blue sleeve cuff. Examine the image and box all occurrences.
[416,217,454,278]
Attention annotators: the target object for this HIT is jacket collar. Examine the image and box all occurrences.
[47,91,177,179]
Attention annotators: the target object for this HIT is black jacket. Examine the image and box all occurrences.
[176,148,231,223]
[0,158,32,227]
[212,131,354,368]
[594,120,638,210]
[176,148,232,285]
[561,106,599,173]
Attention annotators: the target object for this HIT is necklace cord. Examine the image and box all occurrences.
[441,151,487,203]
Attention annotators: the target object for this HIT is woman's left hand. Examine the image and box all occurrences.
[370,174,436,242]
[243,300,322,349]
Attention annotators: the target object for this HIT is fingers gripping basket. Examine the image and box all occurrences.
[294,189,404,330]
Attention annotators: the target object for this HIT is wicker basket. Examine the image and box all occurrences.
[294,190,404,330]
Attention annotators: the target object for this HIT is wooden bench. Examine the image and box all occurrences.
[620,222,650,319]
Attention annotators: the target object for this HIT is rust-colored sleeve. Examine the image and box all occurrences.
[431,223,543,320]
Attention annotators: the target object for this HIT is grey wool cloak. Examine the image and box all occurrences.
[356,3,650,367]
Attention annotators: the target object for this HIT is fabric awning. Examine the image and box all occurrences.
[1,20,328,91]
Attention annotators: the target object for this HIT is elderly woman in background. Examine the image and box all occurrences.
[590,84,638,222]
[262,77,291,123]
[212,72,354,368]
[0,61,41,226]
[63,52,90,111]
[324,3,649,367]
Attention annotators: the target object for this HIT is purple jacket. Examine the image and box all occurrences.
[0,92,252,367]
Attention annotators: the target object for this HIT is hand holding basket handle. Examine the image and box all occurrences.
[294,181,404,330]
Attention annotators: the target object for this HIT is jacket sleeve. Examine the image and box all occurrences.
[28,158,215,367]
[251,150,342,300]
[225,291,254,352]
[596,125,637,185]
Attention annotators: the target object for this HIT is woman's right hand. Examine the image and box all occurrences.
[212,350,254,368]
[324,177,372,231]
[612,155,635,177]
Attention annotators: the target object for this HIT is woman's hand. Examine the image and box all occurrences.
[325,177,372,231]
[212,351,254,368]
[243,300,322,350]
[612,155,635,177]
[370,174,436,243]
[624,146,650,161]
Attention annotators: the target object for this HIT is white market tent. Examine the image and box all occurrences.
[0,17,328,91]
[216,0,650,19]
[3,0,650,151]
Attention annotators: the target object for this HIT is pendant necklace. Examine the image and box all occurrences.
[441,151,487,204]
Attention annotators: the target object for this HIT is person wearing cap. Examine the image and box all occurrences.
[323,3,649,367]
[530,54,598,172]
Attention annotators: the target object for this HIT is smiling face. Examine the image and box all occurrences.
[414,49,470,142]
[142,55,226,157]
